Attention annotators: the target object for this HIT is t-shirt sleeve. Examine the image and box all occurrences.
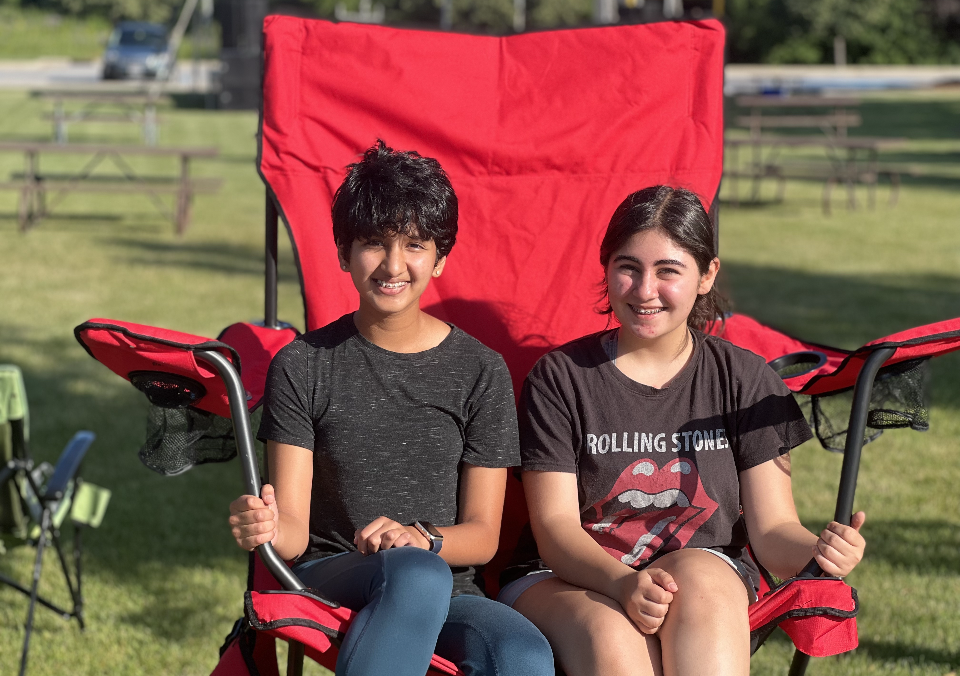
[732,357,813,472]
[518,356,579,474]
[461,354,520,468]
[257,340,316,451]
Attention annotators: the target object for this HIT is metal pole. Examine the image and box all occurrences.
[265,195,279,329]
[834,346,896,524]
[790,346,896,676]
[440,0,453,30]
[195,350,305,592]
[513,0,526,32]
[788,651,811,676]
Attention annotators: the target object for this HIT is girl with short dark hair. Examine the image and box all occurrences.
[229,140,553,676]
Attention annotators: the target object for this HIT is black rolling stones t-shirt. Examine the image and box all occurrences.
[517,328,812,586]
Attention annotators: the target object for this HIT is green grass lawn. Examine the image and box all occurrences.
[0,88,959,675]
[0,8,111,61]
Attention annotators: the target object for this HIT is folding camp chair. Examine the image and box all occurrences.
[70,15,960,676]
[0,364,111,676]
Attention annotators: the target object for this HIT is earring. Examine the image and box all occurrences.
[433,270,441,277]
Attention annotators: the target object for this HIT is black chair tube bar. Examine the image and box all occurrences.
[265,196,280,330]
[196,350,304,592]
[832,346,897,524]
[788,345,897,676]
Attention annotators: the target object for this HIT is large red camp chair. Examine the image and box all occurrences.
[72,15,960,676]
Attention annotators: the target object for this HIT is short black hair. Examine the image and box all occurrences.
[598,185,727,331]
[331,140,458,261]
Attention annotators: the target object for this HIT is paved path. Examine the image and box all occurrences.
[725,64,960,95]
[0,59,219,92]
[3,59,959,95]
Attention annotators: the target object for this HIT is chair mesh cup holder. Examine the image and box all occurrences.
[804,357,931,453]
[127,371,240,476]
[129,371,207,409]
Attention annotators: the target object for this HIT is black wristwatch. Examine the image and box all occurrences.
[412,520,443,554]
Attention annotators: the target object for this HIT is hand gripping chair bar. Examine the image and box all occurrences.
[789,345,896,676]
[195,350,307,594]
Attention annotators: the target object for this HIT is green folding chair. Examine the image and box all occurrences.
[0,364,111,676]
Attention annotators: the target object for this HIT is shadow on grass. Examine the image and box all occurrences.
[857,99,960,141]
[0,213,170,237]
[765,635,960,671]
[877,150,960,166]
[720,261,960,339]
[851,640,959,669]
[858,520,960,574]
[105,236,301,284]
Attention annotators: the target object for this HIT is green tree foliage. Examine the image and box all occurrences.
[726,0,960,64]
[305,0,590,33]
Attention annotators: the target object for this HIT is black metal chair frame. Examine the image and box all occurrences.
[1,415,95,676]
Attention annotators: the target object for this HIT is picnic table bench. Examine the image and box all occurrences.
[734,95,863,138]
[0,141,221,235]
[31,90,171,146]
[724,135,907,214]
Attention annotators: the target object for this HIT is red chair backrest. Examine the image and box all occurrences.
[259,16,726,395]
[259,16,726,595]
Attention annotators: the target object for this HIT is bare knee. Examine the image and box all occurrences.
[514,578,661,676]
[655,551,751,676]
[658,550,750,627]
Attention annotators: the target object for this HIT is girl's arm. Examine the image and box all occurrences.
[228,441,313,562]
[524,470,676,634]
[740,453,865,579]
[354,463,508,566]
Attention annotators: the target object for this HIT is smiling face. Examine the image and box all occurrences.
[606,228,719,348]
[340,229,446,321]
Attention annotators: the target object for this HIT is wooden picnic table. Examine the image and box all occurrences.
[31,90,172,146]
[734,95,863,138]
[0,141,221,235]
[724,135,907,213]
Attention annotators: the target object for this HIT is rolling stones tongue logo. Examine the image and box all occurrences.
[583,457,718,566]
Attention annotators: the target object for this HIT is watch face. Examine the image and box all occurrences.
[417,521,443,540]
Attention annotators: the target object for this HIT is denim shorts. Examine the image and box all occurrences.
[497,548,759,608]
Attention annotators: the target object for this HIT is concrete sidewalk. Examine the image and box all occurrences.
[3,58,959,95]
[0,58,219,92]
[725,64,960,95]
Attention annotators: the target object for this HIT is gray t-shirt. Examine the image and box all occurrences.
[258,313,519,596]
[513,328,812,590]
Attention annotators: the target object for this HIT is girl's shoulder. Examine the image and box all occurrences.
[527,330,610,383]
[295,313,357,351]
[698,332,792,397]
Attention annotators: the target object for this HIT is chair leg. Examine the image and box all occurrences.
[286,640,305,676]
[74,526,85,629]
[50,524,84,629]
[20,508,52,676]
[822,178,835,215]
[788,649,811,676]
[888,172,900,208]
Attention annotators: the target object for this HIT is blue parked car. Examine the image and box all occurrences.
[102,22,171,80]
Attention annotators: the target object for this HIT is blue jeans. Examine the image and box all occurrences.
[292,547,554,676]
